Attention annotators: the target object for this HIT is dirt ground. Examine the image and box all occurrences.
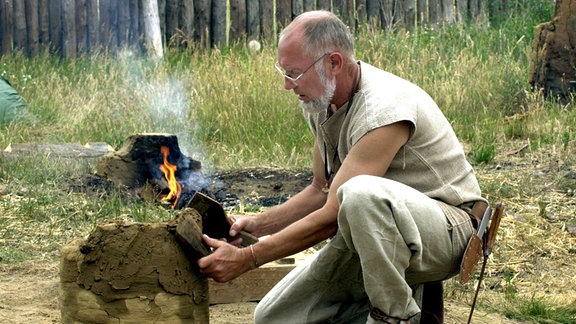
[0,162,573,323]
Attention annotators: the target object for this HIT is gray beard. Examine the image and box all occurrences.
[300,69,336,114]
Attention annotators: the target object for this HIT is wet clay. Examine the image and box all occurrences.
[60,215,208,323]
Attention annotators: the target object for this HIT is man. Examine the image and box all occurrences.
[198,10,486,323]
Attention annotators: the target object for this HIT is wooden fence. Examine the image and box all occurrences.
[0,0,509,57]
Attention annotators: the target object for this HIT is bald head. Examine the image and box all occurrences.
[279,10,355,63]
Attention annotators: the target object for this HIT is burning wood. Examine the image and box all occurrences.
[96,133,206,208]
[159,145,182,208]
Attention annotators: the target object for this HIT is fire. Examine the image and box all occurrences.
[159,146,181,208]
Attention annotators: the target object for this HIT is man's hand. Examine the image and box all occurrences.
[228,214,260,238]
[197,234,253,283]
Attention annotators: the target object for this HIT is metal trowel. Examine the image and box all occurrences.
[175,192,258,256]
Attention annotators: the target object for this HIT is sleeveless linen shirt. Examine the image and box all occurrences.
[304,62,483,206]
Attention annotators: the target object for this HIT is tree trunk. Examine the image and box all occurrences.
[1,0,14,54]
[247,0,260,40]
[230,0,246,43]
[260,0,274,40]
[13,0,26,52]
[193,0,210,47]
[142,0,164,59]
[62,0,76,57]
[75,0,87,54]
[118,0,131,48]
[165,0,179,43]
[86,0,99,52]
[48,0,61,52]
[211,0,226,47]
[276,0,292,29]
[25,0,39,56]
[179,0,194,43]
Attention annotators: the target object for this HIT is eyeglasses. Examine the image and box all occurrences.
[274,52,331,84]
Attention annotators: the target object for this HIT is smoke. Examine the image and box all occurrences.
[117,52,215,191]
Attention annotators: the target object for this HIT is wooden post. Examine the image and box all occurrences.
[48,0,61,53]
[118,0,131,49]
[211,0,225,47]
[303,0,314,11]
[142,0,164,59]
[366,0,381,29]
[193,0,210,48]
[429,0,441,26]
[356,0,368,27]
[332,0,343,21]
[260,0,274,40]
[13,0,26,53]
[129,0,142,48]
[39,0,49,48]
[165,0,179,44]
[345,0,355,29]
[179,0,194,44]
[247,0,260,40]
[25,0,39,56]
[1,0,14,54]
[99,0,111,49]
[230,0,246,44]
[441,0,454,23]
[87,0,99,52]
[417,0,428,26]
[404,0,416,32]
[276,0,291,30]
[157,0,166,42]
[292,0,303,19]
[316,0,331,11]
[469,0,480,21]
[62,0,76,58]
[380,0,393,30]
[455,0,468,23]
[75,0,87,54]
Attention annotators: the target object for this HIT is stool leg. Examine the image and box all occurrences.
[420,281,444,323]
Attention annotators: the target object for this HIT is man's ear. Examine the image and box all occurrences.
[327,52,344,74]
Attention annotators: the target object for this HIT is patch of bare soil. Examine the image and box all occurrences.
[0,261,527,324]
[1,158,574,323]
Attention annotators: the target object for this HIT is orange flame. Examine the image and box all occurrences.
[159,146,181,208]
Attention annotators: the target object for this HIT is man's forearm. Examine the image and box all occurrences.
[255,182,328,237]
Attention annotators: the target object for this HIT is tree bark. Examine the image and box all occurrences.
[260,0,274,40]
[25,0,39,56]
[75,0,87,54]
[13,0,26,52]
[276,0,292,29]
[211,0,226,47]
[61,0,76,57]
[142,0,164,59]
[230,0,247,43]
[193,0,210,47]
[86,0,99,52]
[247,0,260,40]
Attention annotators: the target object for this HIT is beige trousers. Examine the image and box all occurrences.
[255,175,474,324]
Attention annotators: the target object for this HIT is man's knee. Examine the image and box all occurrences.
[339,175,376,200]
[338,175,396,209]
[253,299,267,323]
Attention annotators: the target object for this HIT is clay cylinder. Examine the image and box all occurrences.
[59,221,209,323]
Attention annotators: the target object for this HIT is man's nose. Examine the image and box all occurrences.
[284,78,296,90]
